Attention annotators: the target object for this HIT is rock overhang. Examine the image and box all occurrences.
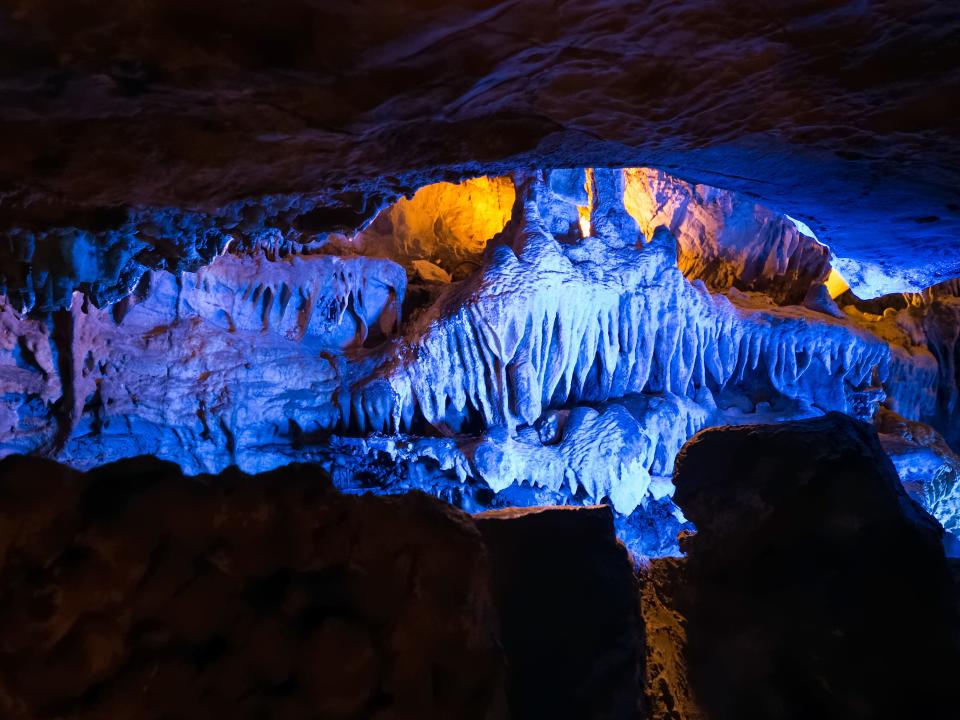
[0,1,959,561]
[1,0,958,297]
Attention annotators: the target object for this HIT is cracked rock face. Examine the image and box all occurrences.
[0,167,958,556]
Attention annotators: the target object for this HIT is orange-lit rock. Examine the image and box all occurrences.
[825,267,851,299]
[577,168,594,239]
[623,168,831,305]
[359,176,515,279]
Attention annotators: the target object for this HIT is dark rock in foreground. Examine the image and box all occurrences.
[0,456,643,720]
[669,412,960,719]
[5,414,960,720]
[477,506,643,720]
[0,457,507,720]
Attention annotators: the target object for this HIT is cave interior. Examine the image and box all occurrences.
[1,2,959,718]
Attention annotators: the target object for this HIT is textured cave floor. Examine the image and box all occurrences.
[1,0,959,294]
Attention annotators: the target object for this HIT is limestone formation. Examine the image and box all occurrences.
[0,168,957,555]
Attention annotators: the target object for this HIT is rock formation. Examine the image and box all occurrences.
[0,456,508,720]
[3,401,959,720]
[651,413,960,719]
[2,3,960,717]
[1,1,958,297]
[0,167,957,556]
[0,455,642,720]
[477,506,643,719]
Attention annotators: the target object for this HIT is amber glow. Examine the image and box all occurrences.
[825,267,850,299]
[362,175,515,264]
[577,169,594,238]
[622,168,662,243]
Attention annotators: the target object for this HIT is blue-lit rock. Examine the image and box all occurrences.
[0,168,958,556]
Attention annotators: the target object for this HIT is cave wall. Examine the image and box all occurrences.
[0,167,957,556]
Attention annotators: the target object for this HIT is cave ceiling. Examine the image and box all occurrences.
[1,0,959,295]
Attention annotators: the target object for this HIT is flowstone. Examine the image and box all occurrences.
[0,169,958,555]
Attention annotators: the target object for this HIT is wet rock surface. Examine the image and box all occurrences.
[663,413,960,719]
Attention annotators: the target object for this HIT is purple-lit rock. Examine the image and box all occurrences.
[0,167,957,556]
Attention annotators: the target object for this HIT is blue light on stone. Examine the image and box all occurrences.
[0,168,957,559]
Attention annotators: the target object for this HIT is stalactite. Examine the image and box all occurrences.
[0,169,955,544]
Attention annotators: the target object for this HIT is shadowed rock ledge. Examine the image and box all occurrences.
[0,457,508,720]
[0,457,642,720]
[477,506,644,719]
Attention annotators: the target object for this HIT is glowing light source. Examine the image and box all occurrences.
[577,169,593,238]
[360,175,515,269]
[622,168,655,241]
[825,267,850,299]
[577,206,591,238]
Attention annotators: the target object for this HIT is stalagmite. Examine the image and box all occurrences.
[0,169,955,553]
